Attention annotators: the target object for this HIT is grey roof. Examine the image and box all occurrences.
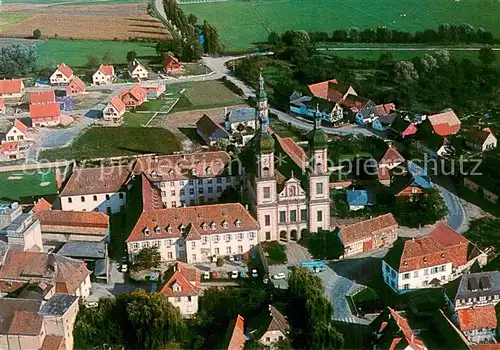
[196,115,230,142]
[39,294,78,316]
[57,241,106,259]
[290,95,312,107]
[94,258,107,276]
[455,271,500,301]
[227,108,256,123]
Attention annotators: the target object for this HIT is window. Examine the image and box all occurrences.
[214,248,219,255]
[263,187,270,199]
[316,182,324,195]
[290,210,297,222]
[208,179,213,184]
[187,296,192,302]
[238,246,243,253]
[217,178,222,184]
[317,210,323,222]
[178,251,184,258]
[237,233,243,240]
[170,182,175,187]
[264,215,271,226]
[198,179,203,185]
[192,254,197,262]
[440,265,446,272]
[202,236,208,244]
[189,180,194,185]
[81,196,85,202]
[441,275,446,281]
[217,186,222,193]
[403,284,410,290]
[162,191,167,197]
[248,232,255,240]
[180,189,185,196]
[424,269,429,276]
[213,235,219,243]
[266,337,271,342]
[279,211,286,223]
[167,252,173,259]
[93,195,98,201]
[300,209,307,222]
[189,189,194,195]
[106,194,110,201]
[119,193,124,200]
[403,273,410,280]
[225,234,231,242]
[198,188,203,194]
[191,242,196,249]
[431,267,438,274]
[171,201,177,207]
[385,264,390,273]
[226,246,232,254]
[208,187,213,193]
[68,197,72,204]
[413,271,419,278]
[171,190,175,196]
[176,297,181,302]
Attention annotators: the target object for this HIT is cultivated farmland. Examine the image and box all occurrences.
[181,0,500,51]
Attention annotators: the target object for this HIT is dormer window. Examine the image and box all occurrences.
[191,168,197,176]
[223,220,228,229]
[441,253,445,258]
[180,224,186,233]
[172,283,181,292]
[403,261,407,266]
[202,223,208,231]
[206,167,213,175]
[144,228,151,236]
[211,222,217,230]
[167,225,172,233]
[235,219,241,228]
[155,226,161,234]
[423,257,427,262]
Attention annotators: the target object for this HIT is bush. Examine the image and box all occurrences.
[262,242,286,265]
[303,230,344,260]
[33,29,41,39]
[220,76,244,96]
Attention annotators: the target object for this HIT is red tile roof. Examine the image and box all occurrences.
[228,315,245,350]
[376,103,396,116]
[401,123,418,138]
[164,55,181,68]
[326,82,355,103]
[275,135,307,169]
[342,95,371,112]
[340,214,398,245]
[0,142,18,154]
[30,90,55,104]
[308,79,338,99]
[41,335,65,350]
[126,203,259,243]
[134,151,232,182]
[428,110,461,136]
[98,64,114,76]
[13,119,28,134]
[121,84,147,102]
[8,310,43,335]
[379,146,405,167]
[457,305,497,332]
[60,165,131,196]
[160,262,200,297]
[29,102,60,119]
[109,96,126,113]
[0,79,23,95]
[141,174,162,211]
[68,77,85,91]
[33,197,53,213]
[388,308,426,350]
[35,210,109,228]
[57,63,73,79]
[0,280,26,294]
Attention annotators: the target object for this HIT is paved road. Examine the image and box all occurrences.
[317,46,500,52]
[435,183,467,233]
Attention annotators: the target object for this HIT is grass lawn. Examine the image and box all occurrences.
[0,13,32,31]
[3,0,144,3]
[182,0,500,51]
[39,126,181,161]
[36,40,157,68]
[262,241,287,265]
[123,112,155,127]
[269,113,304,141]
[0,167,60,201]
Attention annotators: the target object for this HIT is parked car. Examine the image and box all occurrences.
[85,301,98,308]
[272,272,286,280]
[121,263,128,272]
[251,269,258,278]
[231,270,239,279]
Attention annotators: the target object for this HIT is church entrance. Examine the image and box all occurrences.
[290,230,297,241]
[279,231,288,242]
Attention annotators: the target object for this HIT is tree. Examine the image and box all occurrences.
[132,246,161,271]
[102,51,115,65]
[348,27,360,42]
[479,47,496,67]
[87,54,100,69]
[311,322,344,350]
[0,44,37,78]
[305,230,344,260]
[202,20,220,54]
[268,31,281,45]
[395,188,447,228]
[126,50,137,62]
[394,61,419,86]
[187,13,198,25]
[33,29,41,39]
[331,29,348,42]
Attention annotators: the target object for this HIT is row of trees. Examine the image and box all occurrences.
[269,23,496,45]
[86,52,115,69]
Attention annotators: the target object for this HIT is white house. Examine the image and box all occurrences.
[466,128,497,152]
[455,306,498,343]
[128,60,148,80]
[126,203,259,264]
[0,79,25,99]
[258,305,290,347]
[382,223,487,293]
[160,262,200,318]
[3,119,28,143]
[59,166,130,214]
[50,63,74,85]
[102,96,127,123]
[92,65,115,85]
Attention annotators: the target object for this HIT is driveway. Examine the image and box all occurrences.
[435,183,467,233]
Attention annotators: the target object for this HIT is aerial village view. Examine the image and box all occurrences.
[0,0,499,348]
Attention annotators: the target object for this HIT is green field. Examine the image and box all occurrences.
[0,13,32,31]
[39,127,181,161]
[3,0,144,3]
[36,40,157,68]
[181,0,500,51]
[0,168,60,200]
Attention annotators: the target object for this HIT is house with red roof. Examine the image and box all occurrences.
[65,77,85,96]
[120,84,147,108]
[30,90,56,105]
[257,305,290,347]
[164,55,182,73]
[428,109,461,136]
[379,145,405,170]
[465,128,497,152]
[3,119,28,143]
[308,79,357,102]
[50,63,74,85]
[92,65,115,85]
[0,142,21,162]
[160,262,200,318]
[103,96,127,123]
[455,305,497,343]
[0,79,25,99]
[29,102,61,127]
[141,82,166,99]
[227,315,246,350]
[383,222,487,293]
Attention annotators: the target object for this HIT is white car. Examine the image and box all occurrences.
[85,301,98,308]
[231,271,239,279]
[272,272,286,280]
[121,264,128,272]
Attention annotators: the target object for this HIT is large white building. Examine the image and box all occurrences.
[126,203,259,264]
[134,151,242,209]
[59,166,130,214]
[382,223,487,293]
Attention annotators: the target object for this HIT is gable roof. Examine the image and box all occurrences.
[197,115,230,142]
[380,146,405,167]
[56,63,73,79]
[35,210,109,229]
[12,119,28,134]
[266,305,289,334]
[160,262,200,297]
[141,174,163,211]
[340,213,397,245]
[33,197,53,213]
[467,128,496,145]
[30,90,55,104]
[164,55,181,67]
[0,298,43,335]
[428,109,461,136]
[60,165,131,196]
[347,190,374,206]
[327,82,357,103]
[308,79,338,99]
[275,135,307,169]
[98,65,114,76]
[68,77,85,91]
[388,308,426,350]
[376,103,396,116]
[456,305,497,332]
[128,60,147,73]
[121,84,146,101]
[108,96,126,113]
[29,102,60,119]
[126,203,259,242]
[227,315,245,350]
[0,79,23,95]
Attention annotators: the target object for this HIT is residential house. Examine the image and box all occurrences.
[0,249,91,297]
[308,79,357,102]
[393,161,432,197]
[160,262,200,317]
[354,102,378,125]
[0,209,43,252]
[134,151,241,208]
[126,203,259,263]
[337,213,398,258]
[382,223,487,293]
[465,128,497,152]
[0,142,25,162]
[258,305,289,347]
[50,63,74,85]
[391,118,418,139]
[92,65,115,85]
[463,176,499,204]
[0,79,25,99]
[120,84,147,108]
[289,94,344,125]
[29,102,61,127]
[346,190,375,211]
[3,119,28,143]
[102,96,126,123]
[428,109,461,136]
[379,146,405,170]
[65,77,85,96]
[197,115,230,146]
[227,315,245,350]
[452,271,500,310]
[32,198,53,214]
[0,98,5,113]
[39,294,80,350]
[224,107,258,145]
[376,103,396,117]
[164,55,182,73]
[141,83,166,99]
[30,90,55,105]
[128,60,148,80]
[56,241,108,283]
[372,307,428,350]
[59,166,130,214]
[372,113,397,131]
[455,306,497,343]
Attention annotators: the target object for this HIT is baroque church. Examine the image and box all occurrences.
[244,74,331,243]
